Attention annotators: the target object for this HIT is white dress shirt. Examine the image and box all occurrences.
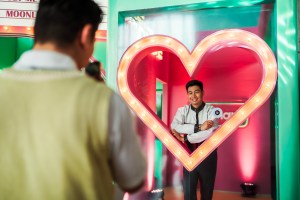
[171,103,218,143]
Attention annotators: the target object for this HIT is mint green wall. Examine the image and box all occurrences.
[0,37,17,69]
[0,37,34,69]
[16,38,34,59]
[108,0,299,199]
[93,42,107,71]
[0,37,106,71]
[275,0,299,199]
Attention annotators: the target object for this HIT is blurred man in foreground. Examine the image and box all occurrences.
[0,0,146,199]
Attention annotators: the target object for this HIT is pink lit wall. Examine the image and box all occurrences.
[197,47,271,194]
[165,47,270,194]
[215,101,271,193]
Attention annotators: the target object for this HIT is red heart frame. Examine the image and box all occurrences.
[117,29,277,171]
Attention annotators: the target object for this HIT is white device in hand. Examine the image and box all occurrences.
[210,107,223,120]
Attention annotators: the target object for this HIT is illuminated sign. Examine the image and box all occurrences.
[117,29,278,171]
[208,103,249,128]
[0,0,108,38]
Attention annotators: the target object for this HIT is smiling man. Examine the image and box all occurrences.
[171,79,218,200]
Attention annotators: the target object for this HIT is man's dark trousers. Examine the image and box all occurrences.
[183,149,217,200]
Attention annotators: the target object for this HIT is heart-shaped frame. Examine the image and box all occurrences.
[117,29,277,171]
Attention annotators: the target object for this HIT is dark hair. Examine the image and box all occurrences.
[85,61,103,82]
[34,0,103,48]
[185,80,203,92]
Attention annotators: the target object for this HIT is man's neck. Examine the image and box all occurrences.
[191,102,205,111]
[191,102,202,109]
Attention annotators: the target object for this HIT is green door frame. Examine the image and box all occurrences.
[107,1,299,199]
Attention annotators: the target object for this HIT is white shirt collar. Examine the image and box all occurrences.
[13,50,77,71]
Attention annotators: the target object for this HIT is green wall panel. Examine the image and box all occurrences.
[0,37,17,69]
[0,37,34,70]
[16,37,34,59]
[275,0,299,199]
[108,0,299,199]
[93,42,107,71]
[0,37,107,73]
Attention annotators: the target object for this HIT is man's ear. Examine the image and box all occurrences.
[79,24,94,50]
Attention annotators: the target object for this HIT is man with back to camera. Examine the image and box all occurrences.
[0,0,146,200]
[171,80,218,200]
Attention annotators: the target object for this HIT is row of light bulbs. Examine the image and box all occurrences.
[0,26,106,41]
[117,29,278,171]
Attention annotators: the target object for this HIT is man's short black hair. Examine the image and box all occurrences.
[185,80,203,92]
[34,0,103,48]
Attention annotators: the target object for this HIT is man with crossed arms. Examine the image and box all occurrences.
[171,79,218,200]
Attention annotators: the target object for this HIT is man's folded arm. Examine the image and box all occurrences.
[186,119,219,143]
[171,108,195,134]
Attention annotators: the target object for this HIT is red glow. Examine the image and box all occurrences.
[237,125,258,181]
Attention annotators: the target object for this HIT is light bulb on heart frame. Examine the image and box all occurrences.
[117,29,277,171]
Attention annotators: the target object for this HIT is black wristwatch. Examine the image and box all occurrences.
[184,135,188,142]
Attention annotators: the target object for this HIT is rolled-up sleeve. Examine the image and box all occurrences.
[108,93,147,190]
[171,108,195,134]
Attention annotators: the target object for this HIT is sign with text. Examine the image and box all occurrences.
[208,102,249,128]
[0,0,108,30]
